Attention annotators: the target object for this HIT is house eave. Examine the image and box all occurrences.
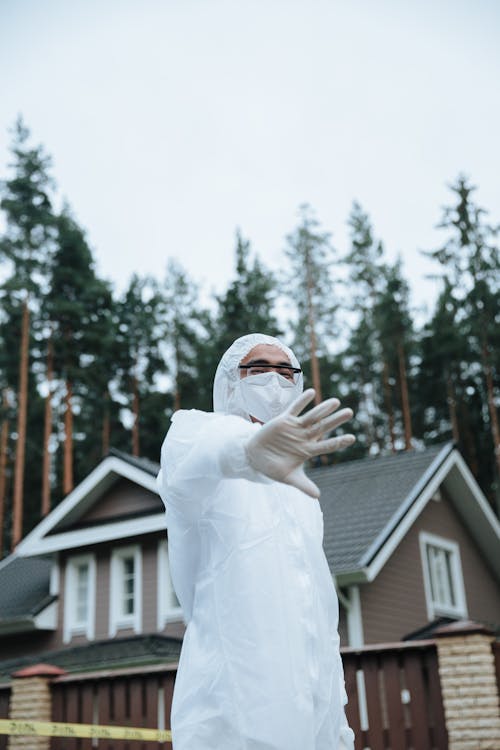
[15,513,167,556]
[335,569,369,586]
[0,604,57,636]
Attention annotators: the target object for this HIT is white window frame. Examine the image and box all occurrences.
[63,553,96,643]
[157,539,182,629]
[419,531,468,620]
[109,544,142,636]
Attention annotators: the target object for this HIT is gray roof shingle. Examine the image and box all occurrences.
[0,634,182,680]
[0,556,53,621]
[314,443,452,574]
[108,448,159,476]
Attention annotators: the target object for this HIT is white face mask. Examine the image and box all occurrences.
[237,371,299,423]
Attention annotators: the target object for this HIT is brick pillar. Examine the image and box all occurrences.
[435,620,500,750]
[8,663,66,750]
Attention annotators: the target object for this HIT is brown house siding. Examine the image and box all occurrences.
[142,537,159,633]
[77,478,163,525]
[338,602,348,647]
[360,490,500,643]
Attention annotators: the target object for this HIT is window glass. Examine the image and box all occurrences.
[75,563,89,623]
[427,543,456,608]
[122,556,135,615]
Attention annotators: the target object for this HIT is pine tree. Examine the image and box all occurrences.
[203,231,282,408]
[114,275,164,456]
[283,205,336,403]
[373,259,415,451]
[343,202,385,453]
[426,175,500,505]
[0,118,55,546]
[44,207,114,496]
[160,259,208,413]
[215,230,282,350]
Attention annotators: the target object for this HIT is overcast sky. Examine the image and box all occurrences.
[1,0,499,320]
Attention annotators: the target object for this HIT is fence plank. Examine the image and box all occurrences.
[383,652,406,750]
[362,653,385,750]
[129,677,146,750]
[342,656,362,749]
[404,651,431,750]
[97,680,113,750]
[112,679,127,750]
[78,682,95,750]
[423,647,448,749]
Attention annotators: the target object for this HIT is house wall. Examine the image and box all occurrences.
[360,489,500,643]
[0,531,184,663]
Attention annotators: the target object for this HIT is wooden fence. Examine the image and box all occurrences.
[50,664,176,750]
[41,640,448,749]
[342,640,447,750]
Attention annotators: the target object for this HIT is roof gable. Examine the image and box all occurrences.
[316,443,500,582]
[54,477,163,534]
[16,455,164,557]
[316,443,449,575]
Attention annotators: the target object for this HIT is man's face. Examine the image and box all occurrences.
[238,344,296,424]
[239,344,293,380]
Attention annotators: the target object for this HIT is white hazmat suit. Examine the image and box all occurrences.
[157,334,355,750]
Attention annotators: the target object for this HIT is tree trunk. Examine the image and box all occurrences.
[305,248,322,404]
[445,373,460,444]
[0,391,9,559]
[102,390,110,457]
[12,298,30,548]
[41,333,54,516]
[482,341,500,479]
[63,380,74,495]
[173,333,181,412]
[397,340,413,450]
[382,360,396,452]
[459,400,479,477]
[132,373,140,457]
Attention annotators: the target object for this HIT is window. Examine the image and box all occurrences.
[157,539,182,629]
[64,554,96,643]
[109,545,142,636]
[419,532,467,619]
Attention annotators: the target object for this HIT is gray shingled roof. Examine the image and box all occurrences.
[314,443,452,575]
[108,447,159,476]
[0,634,182,680]
[0,556,53,622]
[0,444,452,624]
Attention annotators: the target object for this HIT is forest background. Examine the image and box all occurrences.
[0,118,499,557]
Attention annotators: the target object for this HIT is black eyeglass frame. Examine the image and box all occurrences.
[238,364,302,375]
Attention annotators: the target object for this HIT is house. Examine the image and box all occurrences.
[0,442,499,679]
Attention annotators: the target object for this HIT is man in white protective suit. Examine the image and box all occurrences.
[157,333,356,750]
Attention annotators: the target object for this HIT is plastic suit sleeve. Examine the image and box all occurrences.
[157,409,271,521]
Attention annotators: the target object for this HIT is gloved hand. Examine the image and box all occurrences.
[245,388,355,498]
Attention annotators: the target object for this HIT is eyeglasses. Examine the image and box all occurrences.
[238,363,302,383]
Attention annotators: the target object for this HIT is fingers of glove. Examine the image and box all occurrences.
[308,433,356,457]
[307,408,354,439]
[298,397,341,427]
[282,466,320,499]
[286,388,316,417]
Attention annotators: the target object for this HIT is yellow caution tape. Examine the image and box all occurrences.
[0,718,172,742]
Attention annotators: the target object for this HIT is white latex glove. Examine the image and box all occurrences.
[245,388,355,498]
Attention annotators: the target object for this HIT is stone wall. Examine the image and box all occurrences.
[436,621,500,750]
